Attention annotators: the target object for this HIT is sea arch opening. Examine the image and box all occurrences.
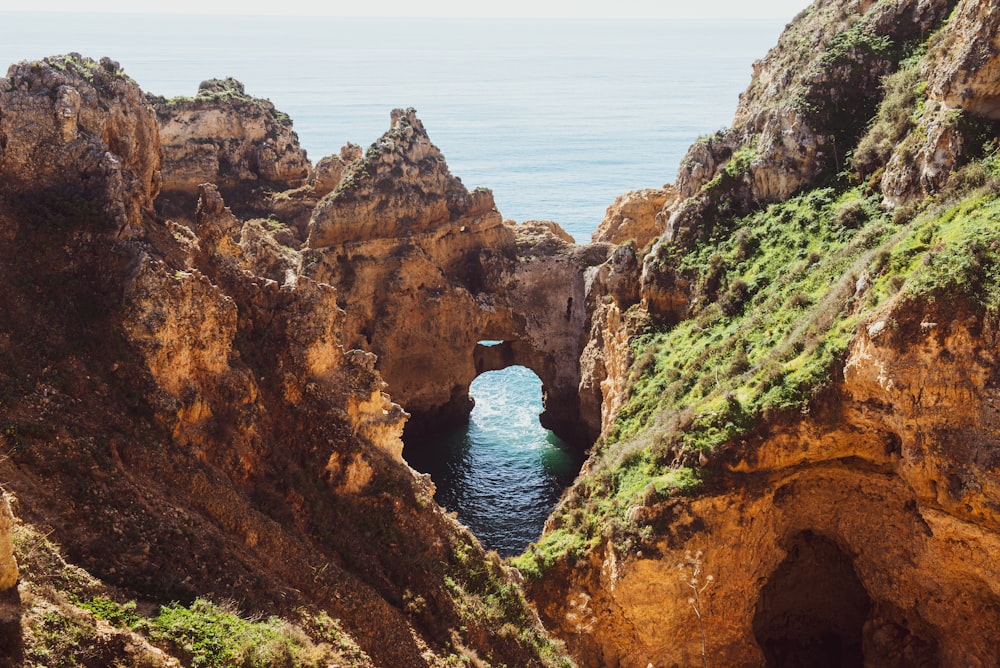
[403,351,586,555]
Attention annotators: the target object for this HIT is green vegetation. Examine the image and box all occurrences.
[614,185,885,449]
[520,149,1000,576]
[853,53,926,179]
[12,522,366,667]
[151,598,340,668]
[41,53,130,87]
[447,536,573,666]
[78,595,143,629]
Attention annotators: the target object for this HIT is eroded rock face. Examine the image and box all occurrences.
[880,101,966,206]
[927,0,1000,119]
[303,111,616,443]
[152,77,309,196]
[0,57,568,667]
[0,54,161,236]
[307,108,496,248]
[592,187,674,247]
[531,300,1000,667]
[479,221,614,441]
[0,494,17,592]
[879,0,1000,205]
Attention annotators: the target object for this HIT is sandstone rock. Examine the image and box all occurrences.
[0,54,161,236]
[0,53,574,668]
[0,493,17,591]
[927,0,1000,119]
[881,101,966,206]
[307,108,496,247]
[578,243,644,440]
[592,187,674,247]
[151,77,309,196]
[655,0,955,246]
[533,299,1000,666]
[269,142,364,237]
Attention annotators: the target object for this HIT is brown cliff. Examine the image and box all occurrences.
[0,55,569,666]
[151,77,310,225]
[522,0,1000,665]
[302,110,614,444]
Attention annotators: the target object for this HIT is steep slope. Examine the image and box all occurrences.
[520,0,1000,665]
[0,54,570,667]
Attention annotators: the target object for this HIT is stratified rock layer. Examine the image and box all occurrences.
[152,77,309,195]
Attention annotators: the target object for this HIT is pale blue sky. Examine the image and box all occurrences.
[19,0,813,19]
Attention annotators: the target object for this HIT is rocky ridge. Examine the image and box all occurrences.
[0,55,571,667]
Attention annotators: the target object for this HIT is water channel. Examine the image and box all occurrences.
[403,365,586,556]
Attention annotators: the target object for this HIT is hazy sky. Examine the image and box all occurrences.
[18,0,813,20]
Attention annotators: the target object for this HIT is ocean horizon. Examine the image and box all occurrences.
[1,12,788,241]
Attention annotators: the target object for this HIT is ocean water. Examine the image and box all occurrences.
[0,13,787,240]
[404,367,586,556]
[0,13,787,553]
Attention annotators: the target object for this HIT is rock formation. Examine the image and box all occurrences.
[0,55,569,666]
[152,77,308,195]
[520,0,1000,666]
[0,53,161,237]
[4,0,1000,663]
[591,187,674,248]
[302,109,614,443]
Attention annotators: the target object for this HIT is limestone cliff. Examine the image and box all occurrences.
[152,77,308,193]
[302,110,614,444]
[5,0,1000,663]
[521,0,1000,666]
[150,77,310,226]
[0,55,569,666]
[591,187,675,248]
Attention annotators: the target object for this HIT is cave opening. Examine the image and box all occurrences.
[753,531,872,668]
[402,361,585,556]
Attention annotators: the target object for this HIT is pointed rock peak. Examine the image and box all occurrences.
[307,108,497,248]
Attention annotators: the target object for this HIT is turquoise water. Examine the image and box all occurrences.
[403,367,586,556]
[0,13,787,552]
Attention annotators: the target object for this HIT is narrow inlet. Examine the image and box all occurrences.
[404,365,585,556]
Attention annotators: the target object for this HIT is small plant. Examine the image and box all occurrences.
[679,550,715,668]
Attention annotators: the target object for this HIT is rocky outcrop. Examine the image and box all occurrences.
[303,111,615,443]
[270,142,363,236]
[0,494,17,592]
[927,0,1000,119]
[879,0,1000,205]
[530,297,1000,667]
[592,187,674,247]
[0,57,569,666]
[631,0,959,320]
[879,101,966,205]
[307,108,496,248]
[523,0,1000,665]
[151,77,309,196]
[479,221,614,441]
[0,54,161,237]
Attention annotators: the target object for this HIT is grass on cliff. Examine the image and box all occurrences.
[11,520,372,667]
[515,157,1000,576]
